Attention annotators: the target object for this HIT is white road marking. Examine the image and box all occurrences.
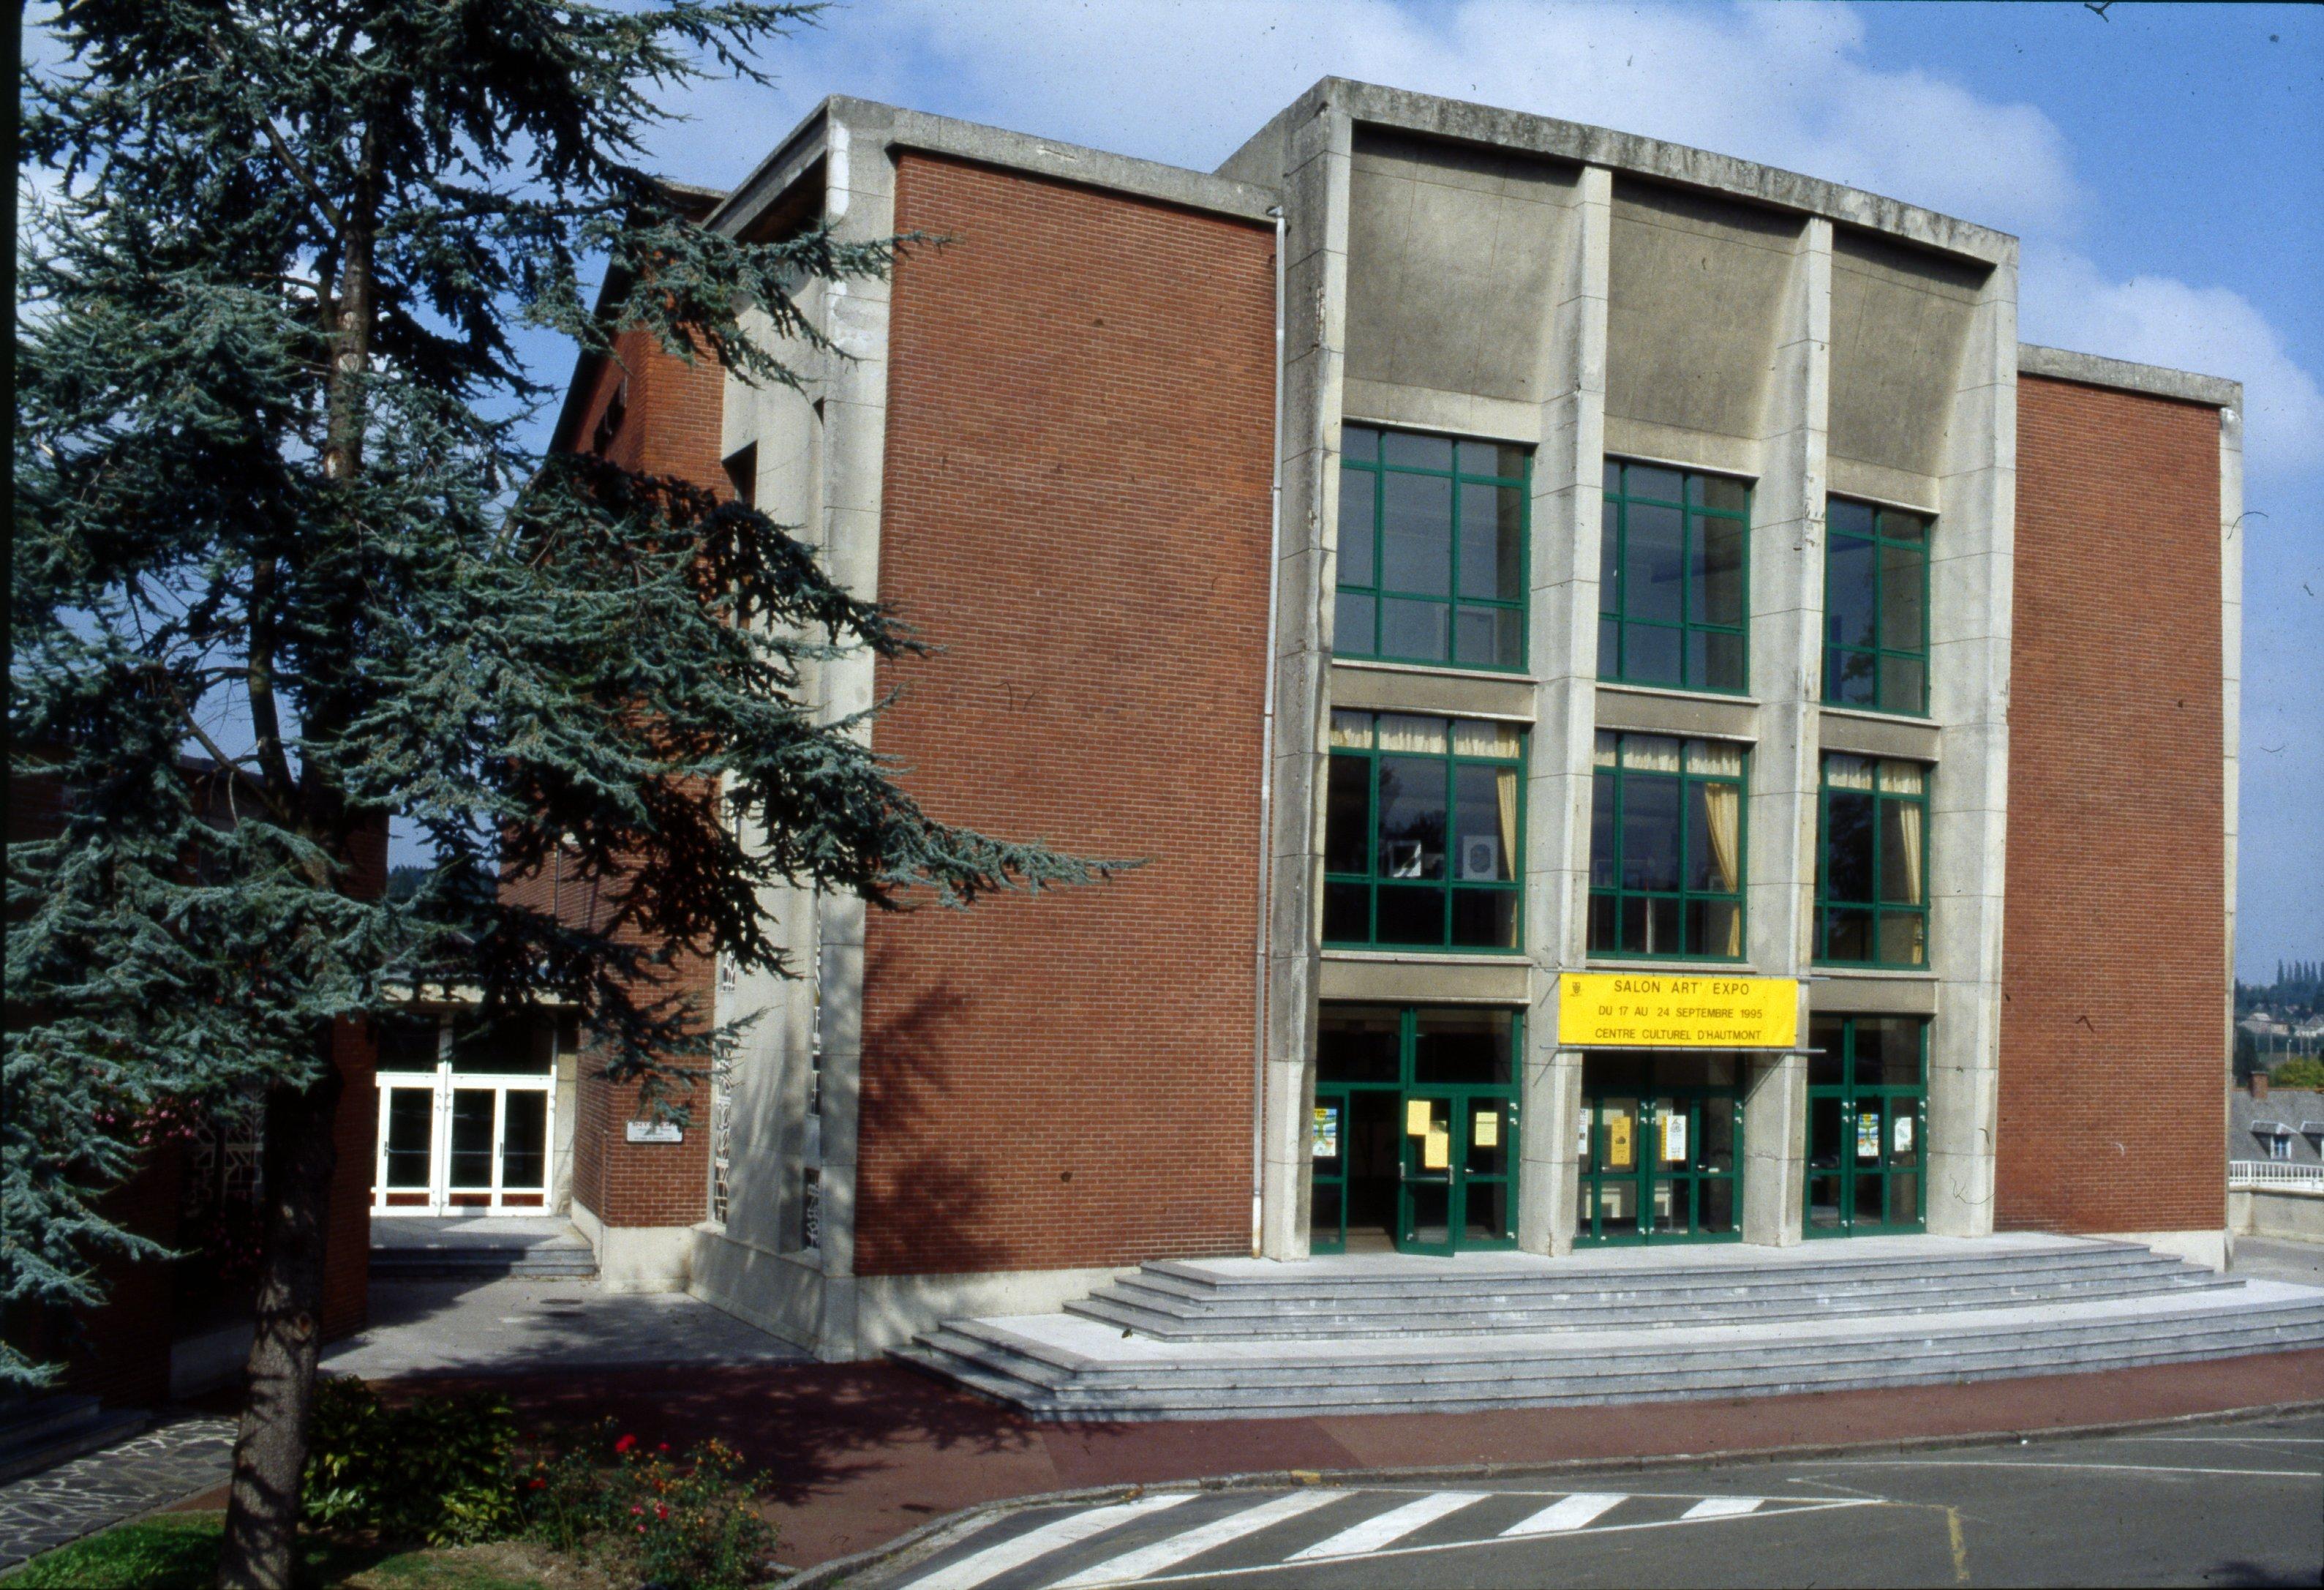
[1051,1490,1345,1586]
[1822,1459,2324,1481]
[1500,1492,1627,1537]
[898,1493,1196,1590]
[1680,1496,1766,1520]
[1288,1491,1490,1560]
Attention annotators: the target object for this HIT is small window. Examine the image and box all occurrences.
[1322,711,1525,951]
[1816,754,1930,968]
[1824,498,1930,716]
[722,443,758,506]
[2268,1136,2293,1161]
[1599,460,1751,694]
[1335,424,1530,671]
[1588,732,1748,961]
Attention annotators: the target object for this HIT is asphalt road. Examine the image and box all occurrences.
[862,1409,2324,1589]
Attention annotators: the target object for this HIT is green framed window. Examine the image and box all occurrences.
[1824,498,1930,715]
[1599,460,1750,693]
[1806,1015,1927,1236]
[1336,424,1530,670]
[1589,732,1747,961]
[1323,710,1524,952]
[1816,755,1930,968]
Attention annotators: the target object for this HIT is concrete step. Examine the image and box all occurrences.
[895,1250,2324,1422]
[369,1241,597,1280]
[1067,1265,2238,1340]
[0,1395,151,1483]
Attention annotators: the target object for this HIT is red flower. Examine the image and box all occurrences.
[614,1434,637,1455]
[630,1505,643,1515]
[655,1504,669,1520]
[657,1442,670,1453]
[527,1478,546,1490]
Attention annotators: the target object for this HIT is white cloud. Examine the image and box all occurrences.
[2020,241,2324,476]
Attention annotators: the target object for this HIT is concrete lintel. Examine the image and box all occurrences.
[1331,661,1538,722]
[1810,972,1940,1016]
[1827,455,1940,515]
[1602,416,1759,481]
[2018,344,2241,410]
[1343,379,1541,445]
[1315,78,2014,267]
[1594,684,1760,743]
[1318,955,1532,1005]
[1817,708,1943,763]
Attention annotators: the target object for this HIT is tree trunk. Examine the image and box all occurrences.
[215,1063,343,1590]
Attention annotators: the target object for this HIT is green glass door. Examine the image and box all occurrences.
[1399,1092,1456,1253]
[1806,1015,1928,1236]
[1579,1054,1744,1245]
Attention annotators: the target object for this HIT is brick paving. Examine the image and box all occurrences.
[0,1416,236,1570]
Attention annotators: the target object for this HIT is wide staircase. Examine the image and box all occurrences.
[892,1234,2324,1421]
[369,1217,598,1281]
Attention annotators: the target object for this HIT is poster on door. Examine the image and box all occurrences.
[1607,1113,1634,1168]
[1857,1107,1882,1160]
[1424,1124,1451,1170]
[1893,1111,1914,1155]
[1662,1110,1688,1163]
[1312,1106,1339,1160]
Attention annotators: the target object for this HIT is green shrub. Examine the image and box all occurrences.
[2270,1057,2324,1090]
[303,1377,519,1545]
[519,1425,778,1590]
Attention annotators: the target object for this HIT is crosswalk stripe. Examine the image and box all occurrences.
[899,1493,1196,1590]
[1680,1496,1766,1520]
[1500,1491,1627,1537]
[1051,1490,1345,1586]
[1289,1491,1489,1560]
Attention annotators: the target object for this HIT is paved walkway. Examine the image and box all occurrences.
[0,1416,237,1570]
[394,1345,2324,1570]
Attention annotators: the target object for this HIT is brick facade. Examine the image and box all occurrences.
[1997,374,2227,1234]
[529,320,726,1229]
[854,153,1278,1276]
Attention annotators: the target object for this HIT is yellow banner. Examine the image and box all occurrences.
[1557,972,1799,1049]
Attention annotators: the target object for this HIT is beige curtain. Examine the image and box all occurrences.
[1703,781,1742,955]
[1897,799,1925,907]
[1496,768,1519,882]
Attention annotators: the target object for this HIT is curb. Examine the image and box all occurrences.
[773,1396,2324,1589]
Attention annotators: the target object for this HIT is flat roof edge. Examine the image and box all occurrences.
[1320,78,2016,267]
[847,98,1279,223]
[2019,342,2241,409]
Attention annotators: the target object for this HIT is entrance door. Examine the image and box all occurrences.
[372,1017,555,1216]
[1312,1006,1520,1256]
[1806,1015,1928,1236]
[1579,1054,1743,1245]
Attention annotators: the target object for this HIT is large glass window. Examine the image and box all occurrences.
[1336,425,1529,670]
[1323,711,1524,952]
[1599,460,1750,693]
[1807,1015,1927,1235]
[1824,498,1930,715]
[1816,755,1930,968]
[1589,732,1747,961]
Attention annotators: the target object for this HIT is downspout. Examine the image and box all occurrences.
[1254,204,1287,1258]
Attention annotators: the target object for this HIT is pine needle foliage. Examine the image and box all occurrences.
[12,7,1102,1578]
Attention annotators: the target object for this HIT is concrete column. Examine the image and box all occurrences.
[1257,104,1354,1261]
[1737,217,1830,1248]
[2219,402,2244,1092]
[1516,165,1610,1257]
[1925,245,2017,1238]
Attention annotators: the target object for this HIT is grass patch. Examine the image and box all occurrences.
[4,1513,575,1590]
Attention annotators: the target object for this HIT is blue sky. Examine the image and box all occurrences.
[623,0,2315,978]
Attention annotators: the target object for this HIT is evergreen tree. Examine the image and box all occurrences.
[12,6,1101,1584]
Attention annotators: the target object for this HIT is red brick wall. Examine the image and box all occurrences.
[854,153,1276,1276]
[1997,375,2227,1233]
[525,324,726,1229]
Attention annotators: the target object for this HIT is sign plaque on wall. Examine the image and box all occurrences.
[625,1120,683,1144]
[1556,973,1799,1049]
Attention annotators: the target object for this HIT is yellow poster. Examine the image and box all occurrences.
[1557,973,1799,1049]
[1473,1111,1500,1150]
[1424,1125,1451,1170]
[1405,1098,1433,1136]
[1607,1113,1633,1168]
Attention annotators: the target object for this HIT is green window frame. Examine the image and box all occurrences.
[1336,424,1530,672]
[1816,754,1930,968]
[1598,459,1751,694]
[1588,732,1748,961]
[1824,497,1931,716]
[1806,1015,1928,1236]
[1323,710,1525,953]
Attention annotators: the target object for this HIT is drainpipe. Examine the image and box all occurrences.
[1254,204,1287,1259]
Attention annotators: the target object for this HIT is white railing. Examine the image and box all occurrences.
[2230,1160,2324,1191]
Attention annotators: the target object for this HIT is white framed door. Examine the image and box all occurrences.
[372,1060,554,1217]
